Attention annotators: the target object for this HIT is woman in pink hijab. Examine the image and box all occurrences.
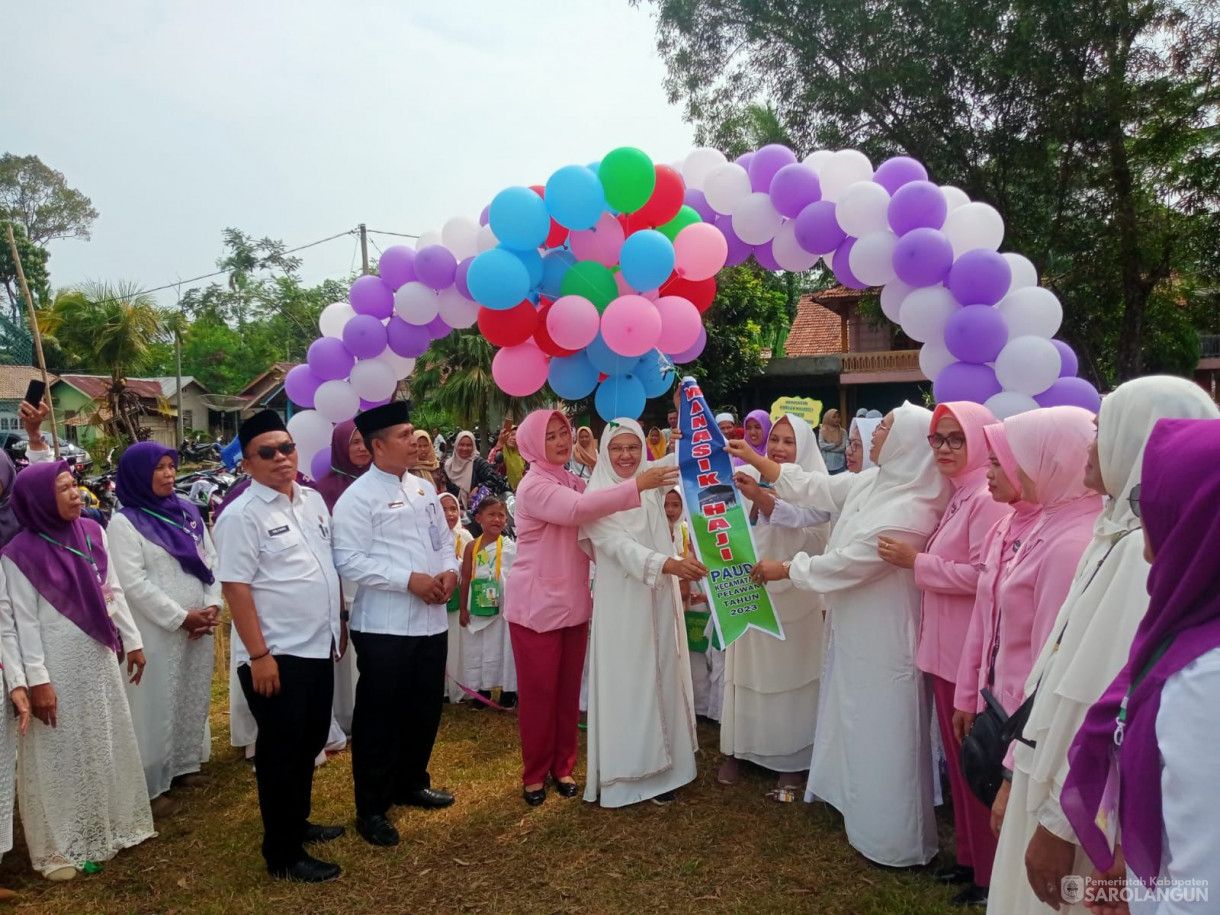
[954,406,1103,865]
[878,402,1013,904]
[504,410,678,806]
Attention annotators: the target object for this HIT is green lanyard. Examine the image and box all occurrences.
[1114,635,1176,745]
[330,466,358,480]
[37,531,103,582]
[138,506,200,539]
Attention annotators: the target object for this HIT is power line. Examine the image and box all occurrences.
[365,229,420,240]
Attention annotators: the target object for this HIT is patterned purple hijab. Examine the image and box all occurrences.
[116,442,214,585]
[1,461,122,653]
[1063,418,1220,884]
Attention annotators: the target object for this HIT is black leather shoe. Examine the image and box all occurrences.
[935,864,975,885]
[499,691,518,709]
[523,786,546,807]
[304,823,345,844]
[554,779,579,798]
[951,884,989,907]
[650,790,677,805]
[269,854,342,883]
[400,787,455,809]
[355,814,400,847]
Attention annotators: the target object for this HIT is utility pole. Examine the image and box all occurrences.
[359,223,369,275]
[175,328,184,445]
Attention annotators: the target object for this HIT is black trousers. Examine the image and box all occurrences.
[350,630,447,818]
[238,654,333,871]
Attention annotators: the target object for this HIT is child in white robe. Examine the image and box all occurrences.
[440,493,472,704]
[459,496,518,708]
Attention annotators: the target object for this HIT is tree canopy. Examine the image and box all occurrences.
[0,154,98,245]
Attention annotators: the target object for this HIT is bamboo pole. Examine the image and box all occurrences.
[5,223,61,460]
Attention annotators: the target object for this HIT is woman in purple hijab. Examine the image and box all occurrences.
[733,410,773,467]
[109,442,224,816]
[1062,418,1220,898]
[314,419,371,512]
[0,461,154,880]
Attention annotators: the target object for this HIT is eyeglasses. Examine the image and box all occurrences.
[846,440,862,452]
[255,441,297,461]
[1129,484,1141,519]
[927,433,967,451]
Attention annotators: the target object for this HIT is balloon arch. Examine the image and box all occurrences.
[283,145,1101,478]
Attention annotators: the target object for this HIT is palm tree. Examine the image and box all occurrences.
[38,281,170,440]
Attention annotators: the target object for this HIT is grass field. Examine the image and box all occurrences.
[0,657,965,914]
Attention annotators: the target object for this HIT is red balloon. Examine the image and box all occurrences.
[478,301,537,347]
[660,275,717,312]
[533,300,579,358]
[598,372,609,383]
[632,165,685,227]
[529,185,569,250]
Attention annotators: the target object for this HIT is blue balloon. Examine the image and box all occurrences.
[489,186,550,251]
[595,373,647,421]
[546,165,606,231]
[585,332,636,376]
[634,349,676,398]
[618,229,676,292]
[540,249,576,299]
[467,248,530,311]
[508,245,543,290]
[547,352,599,400]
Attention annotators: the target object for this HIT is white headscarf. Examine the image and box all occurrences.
[579,418,671,555]
[715,412,736,426]
[849,417,881,471]
[444,430,477,504]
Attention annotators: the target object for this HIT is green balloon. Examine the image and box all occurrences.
[598,147,656,214]
[658,205,703,242]
[561,261,619,312]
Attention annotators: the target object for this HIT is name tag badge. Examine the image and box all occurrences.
[317,515,331,541]
[101,582,116,605]
[428,523,443,552]
[267,525,290,537]
[388,501,405,509]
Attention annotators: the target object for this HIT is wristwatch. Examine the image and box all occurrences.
[339,610,350,622]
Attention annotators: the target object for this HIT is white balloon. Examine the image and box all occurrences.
[319,301,356,338]
[286,409,333,454]
[1002,253,1039,293]
[997,286,1063,339]
[442,217,480,260]
[918,341,956,380]
[803,149,834,172]
[476,224,498,253]
[849,230,899,286]
[377,350,416,381]
[437,286,479,329]
[818,149,874,203]
[771,219,819,272]
[942,202,1005,257]
[984,390,1040,420]
[703,163,752,216]
[899,285,959,343]
[394,281,440,325]
[941,185,970,213]
[732,192,784,244]
[349,358,399,402]
[313,379,361,423]
[415,230,443,251]
[994,335,1062,396]
[880,279,913,323]
[297,444,323,481]
[836,181,892,238]
[682,147,728,191]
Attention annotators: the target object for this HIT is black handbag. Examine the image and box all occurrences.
[961,687,1034,806]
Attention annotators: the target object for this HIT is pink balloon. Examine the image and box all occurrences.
[600,295,662,358]
[491,340,550,397]
[568,213,626,267]
[673,222,729,281]
[654,296,703,353]
[614,269,633,297]
[546,295,600,349]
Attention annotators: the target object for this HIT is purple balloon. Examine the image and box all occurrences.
[426,314,451,339]
[948,249,1012,306]
[892,228,954,287]
[933,362,1003,405]
[749,144,798,193]
[310,447,332,482]
[307,336,356,382]
[377,246,417,291]
[349,274,394,319]
[684,188,717,224]
[454,256,475,299]
[943,304,1009,364]
[479,205,490,227]
[360,396,393,410]
[887,180,948,236]
[1035,376,1101,412]
[1051,340,1079,377]
[670,325,707,364]
[714,214,753,267]
[342,313,389,359]
[386,316,431,359]
[414,245,457,291]
[769,164,821,218]
[284,364,324,409]
[735,151,755,172]
[832,238,868,289]
[873,156,929,195]
[753,240,783,272]
[793,200,846,255]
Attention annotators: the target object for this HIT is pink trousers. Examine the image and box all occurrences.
[933,674,998,885]
[509,621,588,787]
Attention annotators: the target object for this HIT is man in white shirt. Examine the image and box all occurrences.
[333,402,461,848]
[214,410,345,884]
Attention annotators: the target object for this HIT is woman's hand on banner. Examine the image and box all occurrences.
[638,465,680,492]
[749,559,790,584]
[664,555,709,582]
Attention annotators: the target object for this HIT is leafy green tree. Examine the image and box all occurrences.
[0,154,98,245]
[0,220,50,322]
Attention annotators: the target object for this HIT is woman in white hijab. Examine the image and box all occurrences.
[721,414,831,789]
[734,403,951,867]
[847,416,880,473]
[580,419,707,807]
[990,377,1220,914]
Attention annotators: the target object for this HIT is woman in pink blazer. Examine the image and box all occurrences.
[504,410,677,806]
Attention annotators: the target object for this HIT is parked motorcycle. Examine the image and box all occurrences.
[175,468,241,525]
[178,437,223,465]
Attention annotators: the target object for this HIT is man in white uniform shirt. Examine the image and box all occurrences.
[213,410,345,884]
[333,401,460,848]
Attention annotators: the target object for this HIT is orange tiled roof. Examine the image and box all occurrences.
[784,294,844,357]
[59,375,164,401]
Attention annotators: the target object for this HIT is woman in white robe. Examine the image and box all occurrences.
[580,419,705,807]
[738,403,951,867]
[720,414,830,787]
[0,565,31,900]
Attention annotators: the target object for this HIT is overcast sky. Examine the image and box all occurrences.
[7,0,693,306]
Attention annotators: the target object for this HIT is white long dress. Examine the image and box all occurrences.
[581,420,698,807]
[2,534,156,876]
[776,403,951,867]
[724,414,830,772]
[445,527,472,703]
[0,565,23,863]
[460,535,518,693]
[108,512,222,800]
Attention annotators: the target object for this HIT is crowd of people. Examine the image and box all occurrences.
[0,380,1215,912]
